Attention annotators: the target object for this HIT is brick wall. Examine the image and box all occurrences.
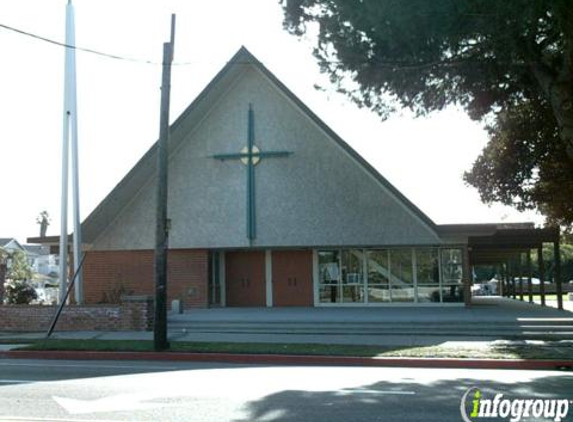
[83,249,209,309]
[0,296,154,332]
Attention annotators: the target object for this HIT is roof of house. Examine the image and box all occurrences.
[0,238,25,251]
[22,244,50,256]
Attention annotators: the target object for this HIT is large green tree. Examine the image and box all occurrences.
[281,0,573,226]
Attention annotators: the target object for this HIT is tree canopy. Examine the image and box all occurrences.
[281,0,573,226]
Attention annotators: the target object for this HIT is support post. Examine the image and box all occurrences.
[503,263,508,297]
[518,252,524,301]
[527,250,533,304]
[498,263,503,297]
[538,245,545,306]
[510,259,516,299]
[154,15,175,352]
[462,246,471,306]
[554,237,563,311]
[0,262,5,303]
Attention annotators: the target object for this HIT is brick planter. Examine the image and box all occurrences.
[0,295,154,332]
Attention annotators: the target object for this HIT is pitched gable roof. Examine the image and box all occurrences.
[80,47,437,244]
[0,238,25,251]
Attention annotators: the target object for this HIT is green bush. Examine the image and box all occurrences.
[5,280,38,304]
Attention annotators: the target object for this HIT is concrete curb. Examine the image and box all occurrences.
[1,350,572,370]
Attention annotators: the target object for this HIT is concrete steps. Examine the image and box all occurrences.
[167,320,573,339]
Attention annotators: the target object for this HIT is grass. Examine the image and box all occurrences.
[12,339,573,361]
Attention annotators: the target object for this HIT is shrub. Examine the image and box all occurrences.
[5,280,38,304]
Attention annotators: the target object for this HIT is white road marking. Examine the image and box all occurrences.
[53,395,161,415]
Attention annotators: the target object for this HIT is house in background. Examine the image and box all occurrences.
[0,238,26,255]
[23,244,59,278]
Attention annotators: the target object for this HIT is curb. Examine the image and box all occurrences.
[1,350,572,370]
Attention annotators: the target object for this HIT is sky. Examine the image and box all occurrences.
[0,0,543,244]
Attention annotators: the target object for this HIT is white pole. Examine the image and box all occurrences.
[58,113,69,303]
[58,0,77,304]
[67,0,83,303]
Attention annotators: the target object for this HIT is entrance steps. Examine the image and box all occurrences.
[168,319,573,340]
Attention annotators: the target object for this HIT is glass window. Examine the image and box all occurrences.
[367,285,391,303]
[390,249,413,285]
[319,285,339,303]
[416,249,440,285]
[441,249,463,285]
[318,250,340,303]
[366,250,390,303]
[366,250,389,285]
[390,285,416,302]
[342,285,364,303]
[417,285,442,303]
[390,249,414,302]
[318,251,340,285]
[341,250,364,303]
[341,250,363,284]
[441,248,464,303]
[441,285,464,302]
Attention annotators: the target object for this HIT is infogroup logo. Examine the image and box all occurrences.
[460,387,571,422]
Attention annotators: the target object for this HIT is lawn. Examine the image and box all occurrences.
[12,339,573,361]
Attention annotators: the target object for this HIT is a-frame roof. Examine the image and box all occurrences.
[46,47,440,244]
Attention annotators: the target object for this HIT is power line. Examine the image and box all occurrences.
[0,22,162,65]
[0,20,533,71]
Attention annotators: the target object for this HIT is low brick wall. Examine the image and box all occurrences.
[0,295,154,332]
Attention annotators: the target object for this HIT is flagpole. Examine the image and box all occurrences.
[59,0,82,304]
[68,0,83,303]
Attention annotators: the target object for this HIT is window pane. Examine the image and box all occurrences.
[341,250,363,284]
[368,285,391,303]
[366,250,389,285]
[417,285,441,303]
[390,249,413,285]
[319,285,339,303]
[390,285,415,302]
[318,250,340,285]
[441,249,463,284]
[416,249,440,285]
[441,285,464,302]
[342,285,364,303]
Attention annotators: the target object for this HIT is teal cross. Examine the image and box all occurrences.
[212,104,292,241]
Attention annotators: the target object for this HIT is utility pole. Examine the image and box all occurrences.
[154,14,176,351]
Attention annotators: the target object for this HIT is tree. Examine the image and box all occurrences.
[7,250,33,282]
[281,0,573,225]
[463,100,573,226]
[4,280,37,305]
[0,249,34,304]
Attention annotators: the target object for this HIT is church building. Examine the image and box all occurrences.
[35,47,554,309]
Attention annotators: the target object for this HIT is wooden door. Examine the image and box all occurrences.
[272,250,314,306]
[225,251,266,307]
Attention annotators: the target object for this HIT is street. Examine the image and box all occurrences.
[0,358,571,421]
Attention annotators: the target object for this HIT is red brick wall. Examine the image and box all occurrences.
[0,296,154,332]
[83,249,208,309]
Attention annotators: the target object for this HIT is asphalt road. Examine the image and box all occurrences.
[0,358,571,422]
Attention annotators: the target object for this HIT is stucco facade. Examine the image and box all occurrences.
[91,68,440,251]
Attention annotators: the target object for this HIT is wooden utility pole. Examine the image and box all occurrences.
[154,14,176,351]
